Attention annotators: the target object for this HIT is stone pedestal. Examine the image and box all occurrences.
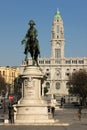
[14,66,54,124]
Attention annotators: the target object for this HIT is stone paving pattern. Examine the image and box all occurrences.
[0,107,87,130]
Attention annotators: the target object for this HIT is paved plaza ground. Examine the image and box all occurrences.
[0,124,87,130]
[0,107,87,130]
[54,107,87,125]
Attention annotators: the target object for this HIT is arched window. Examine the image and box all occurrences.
[55,49,61,58]
[46,72,50,78]
[56,82,60,89]
[55,70,61,79]
[3,71,5,76]
[46,82,50,88]
[56,25,59,33]
[66,82,70,88]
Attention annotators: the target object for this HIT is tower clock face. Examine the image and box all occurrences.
[56,42,60,47]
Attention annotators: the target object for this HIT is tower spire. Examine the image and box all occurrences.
[54,9,62,20]
[57,8,59,13]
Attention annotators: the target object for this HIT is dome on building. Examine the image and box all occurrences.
[54,10,62,20]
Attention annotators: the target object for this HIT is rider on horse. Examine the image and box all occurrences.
[21,20,40,66]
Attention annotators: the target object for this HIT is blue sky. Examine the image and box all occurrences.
[0,0,87,66]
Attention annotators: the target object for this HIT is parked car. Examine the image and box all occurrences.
[72,102,80,107]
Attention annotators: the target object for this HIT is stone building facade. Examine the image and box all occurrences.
[21,10,87,96]
[0,66,19,94]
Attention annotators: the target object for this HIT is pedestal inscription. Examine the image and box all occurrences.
[14,66,54,124]
[24,78,35,99]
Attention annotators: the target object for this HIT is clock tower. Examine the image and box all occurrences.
[51,10,65,59]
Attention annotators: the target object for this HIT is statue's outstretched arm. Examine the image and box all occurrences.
[21,36,28,45]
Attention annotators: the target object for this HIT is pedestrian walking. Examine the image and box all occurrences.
[51,106,55,117]
[77,107,82,121]
[10,106,16,124]
[8,104,16,124]
[60,97,63,107]
[8,103,12,123]
[60,97,65,107]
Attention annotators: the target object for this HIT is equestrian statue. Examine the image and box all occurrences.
[21,20,40,66]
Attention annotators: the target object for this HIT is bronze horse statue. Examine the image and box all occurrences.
[21,20,40,66]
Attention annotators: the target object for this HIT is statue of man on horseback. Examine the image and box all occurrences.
[21,20,40,66]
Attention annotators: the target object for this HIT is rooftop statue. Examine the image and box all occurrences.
[21,20,40,66]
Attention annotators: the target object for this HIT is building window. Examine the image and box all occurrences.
[12,72,14,77]
[72,60,77,64]
[45,60,50,64]
[57,35,59,39]
[56,25,59,33]
[67,69,69,71]
[66,73,70,76]
[55,60,60,64]
[56,70,61,78]
[56,82,60,89]
[73,69,76,71]
[78,60,84,64]
[55,49,61,58]
[66,82,70,88]
[46,82,50,88]
[66,60,71,64]
[3,71,5,76]
[39,60,44,64]
[57,19,59,22]
[46,73,50,78]
[46,69,49,71]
